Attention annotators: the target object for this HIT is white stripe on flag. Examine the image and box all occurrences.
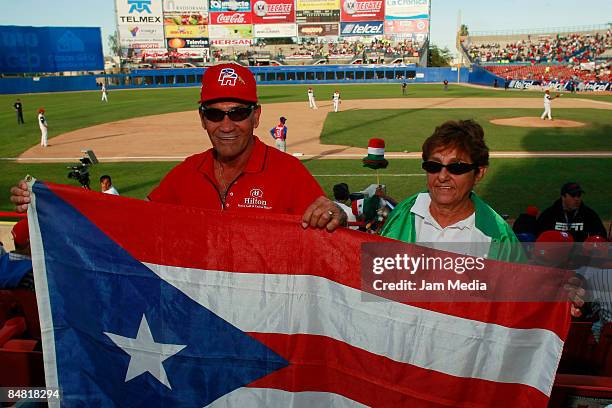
[146,264,563,396]
[367,147,385,156]
[208,388,366,407]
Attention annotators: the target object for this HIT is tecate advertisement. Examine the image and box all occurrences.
[209,0,251,12]
[162,0,208,13]
[384,0,428,19]
[384,18,428,34]
[253,23,298,37]
[340,21,383,36]
[252,0,295,24]
[341,0,384,22]
[297,23,339,36]
[116,0,164,24]
[210,11,253,24]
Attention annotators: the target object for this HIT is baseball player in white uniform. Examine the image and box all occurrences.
[332,90,341,112]
[101,84,108,102]
[38,108,48,147]
[541,89,560,120]
[307,87,317,109]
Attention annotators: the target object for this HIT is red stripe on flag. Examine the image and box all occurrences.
[248,333,549,407]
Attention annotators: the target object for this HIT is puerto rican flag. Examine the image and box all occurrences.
[27,180,570,407]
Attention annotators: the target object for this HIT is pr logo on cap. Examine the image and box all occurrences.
[218,68,239,86]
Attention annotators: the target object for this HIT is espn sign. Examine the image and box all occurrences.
[340,21,383,36]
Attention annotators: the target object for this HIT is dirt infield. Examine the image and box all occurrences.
[16,97,612,162]
[490,117,586,128]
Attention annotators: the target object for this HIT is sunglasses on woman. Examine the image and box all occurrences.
[199,105,257,122]
[421,161,479,175]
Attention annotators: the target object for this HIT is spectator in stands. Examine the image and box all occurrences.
[100,175,119,196]
[537,182,607,242]
[0,219,34,290]
[380,119,523,261]
[512,205,540,241]
[333,183,357,229]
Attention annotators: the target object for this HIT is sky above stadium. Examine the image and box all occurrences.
[0,0,610,55]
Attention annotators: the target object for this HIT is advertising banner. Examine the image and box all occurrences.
[384,18,428,34]
[116,0,164,24]
[253,23,298,37]
[164,24,208,37]
[296,0,340,11]
[384,0,428,20]
[210,11,253,24]
[297,23,339,36]
[119,25,166,48]
[252,0,295,24]
[0,26,104,73]
[209,0,250,12]
[173,48,210,58]
[163,0,208,12]
[166,37,210,48]
[210,38,253,45]
[296,10,340,23]
[341,0,384,22]
[340,21,383,36]
[163,13,209,26]
[208,24,253,38]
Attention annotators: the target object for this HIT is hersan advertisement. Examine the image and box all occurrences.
[341,0,384,22]
[253,23,298,37]
[296,0,340,11]
[166,37,210,48]
[384,18,428,34]
[296,9,340,23]
[251,0,295,24]
[210,38,253,45]
[116,0,164,24]
[162,0,208,13]
[297,22,339,36]
[384,0,428,20]
[118,25,165,49]
[209,0,251,12]
[210,11,253,24]
[208,23,253,38]
[164,24,209,37]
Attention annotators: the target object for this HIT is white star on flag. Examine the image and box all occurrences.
[104,315,186,389]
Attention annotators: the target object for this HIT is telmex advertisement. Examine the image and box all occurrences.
[251,0,295,24]
[253,23,298,37]
[209,0,250,12]
[384,18,428,34]
[162,0,208,12]
[164,24,209,37]
[296,10,340,23]
[341,0,384,22]
[208,24,253,38]
[210,11,253,24]
[296,0,340,11]
[297,22,339,36]
[385,0,428,19]
[115,0,164,24]
[119,25,165,48]
[166,37,210,48]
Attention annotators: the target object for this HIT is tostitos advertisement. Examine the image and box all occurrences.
[164,24,209,37]
[384,0,428,20]
[296,0,340,11]
[252,0,295,24]
[341,0,384,22]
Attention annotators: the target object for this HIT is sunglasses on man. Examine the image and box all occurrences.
[199,105,257,122]
[421,161,479,175]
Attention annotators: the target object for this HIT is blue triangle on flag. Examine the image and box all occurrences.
[33,182,288,406]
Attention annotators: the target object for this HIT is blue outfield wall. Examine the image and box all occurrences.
[0,65,469,94]
[468,65,505,87]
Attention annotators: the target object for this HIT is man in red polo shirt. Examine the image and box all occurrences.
[10,64,345,230]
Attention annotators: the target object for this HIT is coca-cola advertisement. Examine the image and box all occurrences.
[341,0,384,22]
[210,11,253,24]
[251,0,295,24]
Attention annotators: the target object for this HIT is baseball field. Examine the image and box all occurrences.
[1,83,611,224]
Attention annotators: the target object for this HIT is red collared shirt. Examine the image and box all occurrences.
[148,136,323,214]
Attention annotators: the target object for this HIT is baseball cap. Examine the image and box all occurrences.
[534,230,574,265]
[526,205,539,217]
[280,117,286,123]
[11,218,29,248]
[561,182,584,196]
[199,63,258,105]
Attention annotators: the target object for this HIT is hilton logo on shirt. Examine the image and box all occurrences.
[239,188,271,210]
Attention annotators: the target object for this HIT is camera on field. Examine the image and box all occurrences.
[67,150,98,189]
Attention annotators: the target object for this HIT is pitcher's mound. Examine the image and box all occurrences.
[490,117,586,128]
